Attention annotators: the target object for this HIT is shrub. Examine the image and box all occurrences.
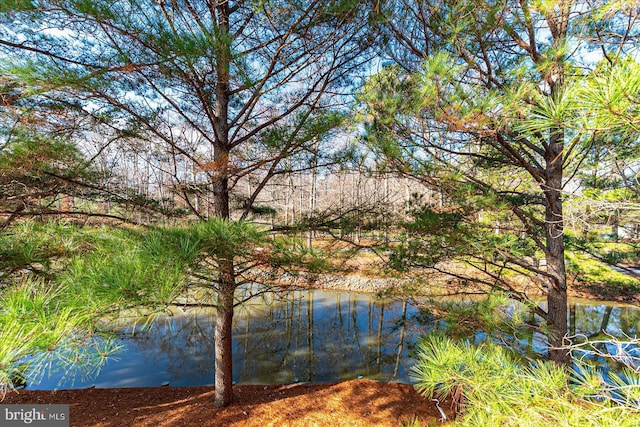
[411,336,640,426]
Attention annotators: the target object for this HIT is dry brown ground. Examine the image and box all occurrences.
[326,242,640,304]
[3,379,452,427]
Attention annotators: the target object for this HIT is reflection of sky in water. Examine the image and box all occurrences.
[24,291,640,390]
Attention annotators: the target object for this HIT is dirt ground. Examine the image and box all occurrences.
[2,379,452,427]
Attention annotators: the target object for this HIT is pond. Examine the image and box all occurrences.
[24,290,640,390]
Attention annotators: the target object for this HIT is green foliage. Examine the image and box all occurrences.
[0,129,87,178]
[2,59,97,97]
[480,233,540,262]
[358,64,422,164]
[568,235,640,266]
[187,219,267,262]
[259,110,347,154]
[426,293,539,346]
[64,219,268,311]
[512,57,640,154]
[406,207,464,235]
[0,125,109,221]
[249,205,277,216]
[387,195,540,274]
[584,186,638,202]
[598,244,640,266]
[411,336,640,426]
[0,222,140,391]
[0,0,36,13]
[0,219,277,390]
[0,221,90,279]
[0,277,118,394]
[400,414,429,427]
[65,231,186,311]
[387,200,473,271]
[575,58,640,137]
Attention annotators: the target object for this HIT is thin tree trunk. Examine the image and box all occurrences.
[569,303,576,337]
[598,305,613,334]
[308,141,319,249]
[306,290,314,381]
[393,300,408,378]
[376,302,384,369]
[384,173,389,244]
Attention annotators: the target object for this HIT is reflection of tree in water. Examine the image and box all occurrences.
[127,310,217,382]
[568,303,640,339]
[619,308,640,337]
[121,294,640,385]
[126,290,425,385]
[233,291,421,384]
[568,303,640,370]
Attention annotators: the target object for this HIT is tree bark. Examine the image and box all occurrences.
[211,146,230,219]
[214,258,235,407]
[544,131,569,365]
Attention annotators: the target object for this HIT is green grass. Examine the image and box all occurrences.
[566,252,640,294]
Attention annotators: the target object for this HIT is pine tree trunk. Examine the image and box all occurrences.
[214,258,235,407]
[212,0,234,406]
[544,131,569,365]
[544,5,570,362]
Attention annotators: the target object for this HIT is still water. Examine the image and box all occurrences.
[26,290,640,390]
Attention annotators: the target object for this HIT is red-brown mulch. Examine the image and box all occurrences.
[2,379,452,426]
